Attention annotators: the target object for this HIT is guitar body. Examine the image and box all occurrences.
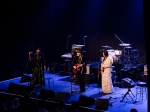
[73,64,81,73]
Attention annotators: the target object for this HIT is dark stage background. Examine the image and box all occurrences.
[0,0,146,80]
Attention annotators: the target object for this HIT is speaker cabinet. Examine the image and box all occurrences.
[78,95,95,107]
[141,75,147,85]
[55,92,70,102]
[84,73,95,84]
[20,74,31,83]
[7,82,30,95]
[86,64,92,74]
[96,98,109,110]
[50,62,59,73]
[122,78,135,88]
[7,82,19,93]
[39,89,55,100]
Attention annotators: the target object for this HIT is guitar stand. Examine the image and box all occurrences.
[120,88,135,102]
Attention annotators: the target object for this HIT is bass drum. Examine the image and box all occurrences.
[108,54,116,64]
[109,54,122,64]
[114,50,122,56]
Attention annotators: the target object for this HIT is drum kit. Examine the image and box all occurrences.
[100,43,140,68]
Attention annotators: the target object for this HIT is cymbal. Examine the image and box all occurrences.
[119,43,130,46]
[74,44,85,47]
[101,45,112,48]
[124,46,132,48]
[131,49,138,52]
[107,49,114,52]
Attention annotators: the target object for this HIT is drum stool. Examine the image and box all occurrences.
[45,78,54,90]
[135,82,147,101]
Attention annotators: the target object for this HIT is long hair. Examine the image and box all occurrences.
[102,50,109,62]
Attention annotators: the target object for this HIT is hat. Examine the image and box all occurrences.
[76,50,82,53]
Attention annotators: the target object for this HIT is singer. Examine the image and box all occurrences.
[29,48,46,87]
[100,50,114,94]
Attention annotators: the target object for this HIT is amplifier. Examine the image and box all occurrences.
[144,64,147,75]
[86,64,92,74]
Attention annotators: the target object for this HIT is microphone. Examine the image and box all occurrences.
[83,36,87,38]
[68,35,71,38]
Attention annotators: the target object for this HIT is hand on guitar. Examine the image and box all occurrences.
[73,64,82,73]
[73,66,77,69]
[100,67,104,71]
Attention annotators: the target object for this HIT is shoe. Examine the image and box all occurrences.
[102,92,112,95]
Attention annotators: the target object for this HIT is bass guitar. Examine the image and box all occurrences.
[73,64,81,73]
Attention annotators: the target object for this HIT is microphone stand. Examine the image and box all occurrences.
[114,34,124,44]
[70,54,78,95]
[66,36,70,54]
[83,36,87,46]
[83,36,89,62]
[65,35,71,75]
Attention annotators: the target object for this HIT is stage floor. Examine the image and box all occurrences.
[0,71,148,112]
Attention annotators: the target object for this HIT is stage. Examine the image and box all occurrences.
[0,71,147,112]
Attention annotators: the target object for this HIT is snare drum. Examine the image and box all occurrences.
[114,50,122,55]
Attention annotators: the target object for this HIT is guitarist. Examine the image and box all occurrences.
[72,50,86,93]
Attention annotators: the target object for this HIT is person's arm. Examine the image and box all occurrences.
[102,58,112,69]
[79,56,86,67]
[28,52,33,61]
[42,53,46,71]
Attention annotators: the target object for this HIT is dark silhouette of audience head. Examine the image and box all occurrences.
[130,108,138,112]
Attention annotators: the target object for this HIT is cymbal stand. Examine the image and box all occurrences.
[124,55,132,68]
[66,35,71,54]
[114,34,126,65]
[25,59,31,86]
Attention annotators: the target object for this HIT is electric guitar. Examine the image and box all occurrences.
[73,64,81,73]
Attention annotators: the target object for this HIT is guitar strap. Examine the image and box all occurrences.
[78,56,82,64]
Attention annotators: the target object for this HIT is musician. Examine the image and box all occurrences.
[72,50,86,93]
[29,48,46,87]
[100,50,114,94]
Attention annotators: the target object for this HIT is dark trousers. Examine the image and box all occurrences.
[30,67,45,86]
[77,71,85,91]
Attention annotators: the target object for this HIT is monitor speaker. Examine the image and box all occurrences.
[38,89,55,100]
[55,92,70,102]
[122,78,135,88]
[96,98,109,110]
[78,95,95,107]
